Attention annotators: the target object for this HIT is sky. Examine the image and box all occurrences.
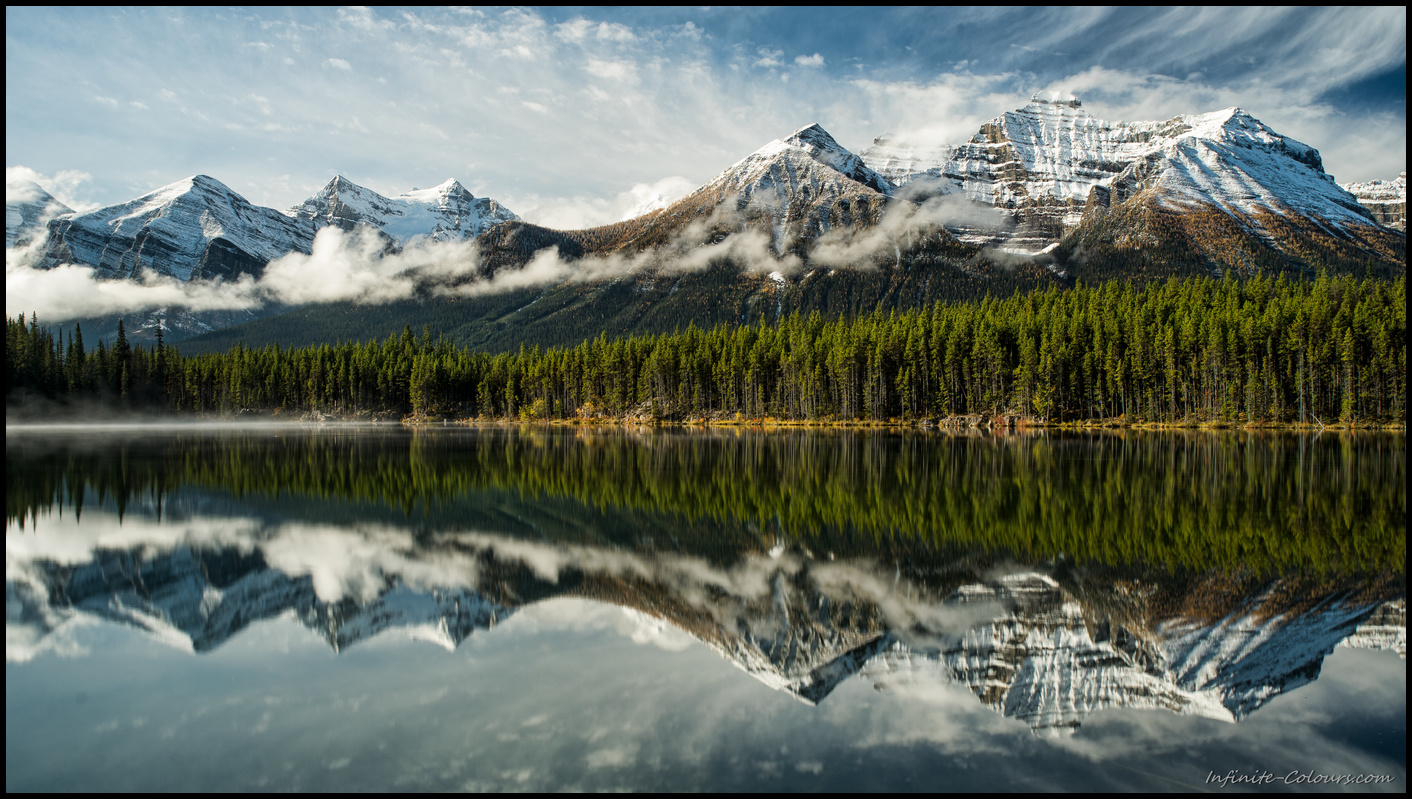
[5,7,1407,229]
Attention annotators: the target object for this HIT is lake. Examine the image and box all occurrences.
[5,424,1406,791]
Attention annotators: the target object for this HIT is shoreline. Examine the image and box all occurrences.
[10,411,1401,433]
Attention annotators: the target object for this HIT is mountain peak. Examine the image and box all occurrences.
[185,174,237,194]
[777,123,891,195]
[5,180,75,248]
[1028,90,1081,108]
[401,179,470,203]
[784,123,853,167]
[290,174,515,244]
[786,122,835,145]
[324,175,364,191]
[40,174,314,281]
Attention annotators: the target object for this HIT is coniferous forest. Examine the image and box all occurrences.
[6,273,1406,426]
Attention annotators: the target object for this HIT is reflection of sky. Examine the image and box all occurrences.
[7,428,1408,790]
[5,600,1405,792]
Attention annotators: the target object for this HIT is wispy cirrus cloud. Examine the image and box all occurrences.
[4,6,1402,224]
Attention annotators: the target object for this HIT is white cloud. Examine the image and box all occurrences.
[336,6,377,30]
[616,608,694,652]
[554,18,593,43]
[6,166,100,213]
[3,7,1402,219]
[754,47,783,68]
[518,175,694,229]
[584,59,637,83]
[5,227,480,321]
[248,94,274,116]
[850,73,1028,156]
[594,22,635,42]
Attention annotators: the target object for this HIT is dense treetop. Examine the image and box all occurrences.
[6,273,1406,426]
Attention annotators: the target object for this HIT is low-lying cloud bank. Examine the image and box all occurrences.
[7,194,1004,323]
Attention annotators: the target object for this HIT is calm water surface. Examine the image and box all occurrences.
[5,425,1406,792]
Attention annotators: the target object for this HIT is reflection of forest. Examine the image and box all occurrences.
[8,427,1404,574]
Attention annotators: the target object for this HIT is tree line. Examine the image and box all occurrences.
[6,272,1406,425]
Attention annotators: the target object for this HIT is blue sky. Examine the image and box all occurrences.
[6,7,1406,228]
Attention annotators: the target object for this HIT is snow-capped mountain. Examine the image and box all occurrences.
[288,176,518,244]
[475,122,895,269]
[1341,172,1406,230]
[688,123,892,248]
[39,175,316,281]
[5,180,73,248]
[860,95,1387,253]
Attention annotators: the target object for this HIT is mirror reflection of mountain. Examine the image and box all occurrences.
[6,427,1404,735]
[8,520,1404,736]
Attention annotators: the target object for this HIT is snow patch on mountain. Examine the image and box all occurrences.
[859,134,957,191]
[1340,172,1406,230]
[685,123,890,250]
[6,180,74,248]
[1338,599,1406,658]
[861,96,1381,243]
[289,176,518,245]
[39,175,315,281]
[859,572,1399,735]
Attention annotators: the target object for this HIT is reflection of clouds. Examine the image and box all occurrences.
[4,603,95,663]
[618,608,694,652]
[1042,651,1406,786]
[6,591,1406,792]
[584,745,636,770]
[513,600,695,653]
[6,502,1406,764]
[808,560,1004,640]
[260,523,480,603]
[6,510,262,570]
[838,673,1022,751]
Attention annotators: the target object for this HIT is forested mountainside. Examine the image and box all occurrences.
[9,273,1404,427]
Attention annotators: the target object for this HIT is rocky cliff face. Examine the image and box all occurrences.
[39,175,316,281]
[1341,173,1406,231]
[1338,598,1406,657]
[288,176,518,245]
[860,95,1388,258]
